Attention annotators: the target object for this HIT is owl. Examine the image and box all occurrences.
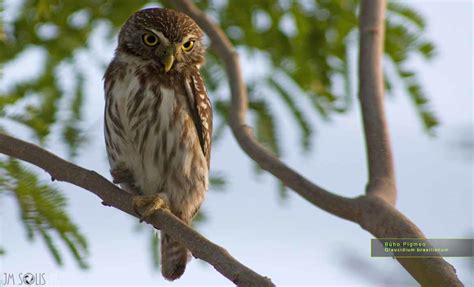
[103,8,212,281]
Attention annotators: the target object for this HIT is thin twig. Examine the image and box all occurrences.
[358,0,396,204]
[0,133,274,287]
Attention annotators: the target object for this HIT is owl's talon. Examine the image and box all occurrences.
[132,195,169,223]
[111,166,134,184]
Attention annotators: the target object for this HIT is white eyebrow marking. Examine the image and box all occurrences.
[181,34,198,44]
[148,29,170,45]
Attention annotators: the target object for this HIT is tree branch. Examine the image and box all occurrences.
[0,133,274,287]
[170,0,464,286]
[358,0,396,204]
[170,0,360,224]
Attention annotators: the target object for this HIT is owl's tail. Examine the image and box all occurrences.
[161,232,190,281]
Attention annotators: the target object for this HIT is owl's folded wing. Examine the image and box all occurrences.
[184,71,213,169]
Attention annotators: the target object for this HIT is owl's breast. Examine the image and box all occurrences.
[104,67,208,209]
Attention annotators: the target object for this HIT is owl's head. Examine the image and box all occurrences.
[117,8,205,73]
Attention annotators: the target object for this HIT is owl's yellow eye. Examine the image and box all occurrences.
[182,40,194,52]
[142,33,159,46]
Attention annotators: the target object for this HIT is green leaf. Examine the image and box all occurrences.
[418,42,436,59]
[249,99,280,156]
[421,111,439,134]
[393,65,439,132]
[61,72,86,158]
[277,180,288,203]
[150,230,160,270]
[37,223,63,265]
[388,2,426,28]
[210,173,227,191]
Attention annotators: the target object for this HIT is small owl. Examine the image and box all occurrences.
[103,8,212,280]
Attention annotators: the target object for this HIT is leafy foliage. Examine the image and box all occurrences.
[61,73,86,158]
[209,173,227,191]
[250,99,281,156]
[0,0,437,269]
[0,158,88,268]
[386,2,438,133]
[208,0,438,142]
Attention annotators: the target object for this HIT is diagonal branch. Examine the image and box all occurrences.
[170,0,464,286]
[358,0,396,204]
[170,0,360,224]
[0,133,274,287]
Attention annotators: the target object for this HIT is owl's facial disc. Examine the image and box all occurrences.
[138,27,201,73]
[141,29,175,72]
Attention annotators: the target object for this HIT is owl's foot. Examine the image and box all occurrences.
[132,195,170,223]
[111,166,141,194]
[110,166,134,184]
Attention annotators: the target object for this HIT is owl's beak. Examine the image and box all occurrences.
[163,54,175,73]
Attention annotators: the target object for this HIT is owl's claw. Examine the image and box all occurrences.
[111,165,134,184]
[133,195,170,223]
[111,165,142,195]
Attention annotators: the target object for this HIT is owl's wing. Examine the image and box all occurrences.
[184,71,213,169]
